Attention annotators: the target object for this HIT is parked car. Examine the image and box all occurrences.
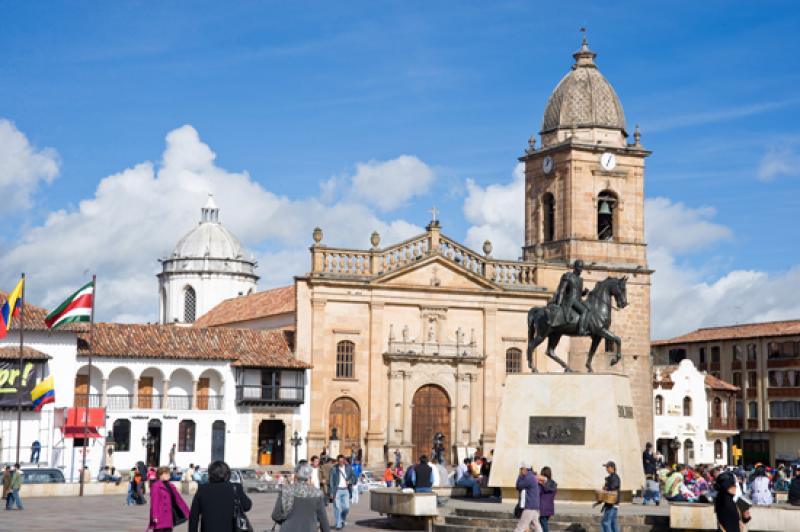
[232,468,277,493]
[21,468,65,483]
[360,470,386,491]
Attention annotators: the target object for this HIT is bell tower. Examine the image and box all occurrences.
[521,37,654,448]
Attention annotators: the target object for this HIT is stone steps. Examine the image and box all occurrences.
[432,506,671,532]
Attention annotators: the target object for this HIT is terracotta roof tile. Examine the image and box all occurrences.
[652,319,800,347]
[78,323,310,369]
[194,285,295,328]
[0,290,87,332]
[704,374,739,392]
[0,346,52,360]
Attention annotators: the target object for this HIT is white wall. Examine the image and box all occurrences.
[159,270,257,324]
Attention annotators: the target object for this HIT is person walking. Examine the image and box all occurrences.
[788,467,800,506]
[5,464,23,510]
[310,455,321,490]
[327,454,356,530]
[30,440,41,464]
[168,444,177,468]
[351,459,363,504]
[2,466,11,504]
[599,461,620,532]
[749,466,773,505]
[714,471,751,531]
[410,455,434,493]
[149,466,190,531]
[538,466,557,532]
[272,461,331,532]
[514,464,542,532]
[188,461,252,532]
[642,443,659,505]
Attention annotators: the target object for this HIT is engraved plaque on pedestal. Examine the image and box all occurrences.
[528,416,586,445]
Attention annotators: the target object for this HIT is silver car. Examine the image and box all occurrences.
[231,468,276,493]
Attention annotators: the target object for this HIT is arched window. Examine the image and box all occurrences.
[714,440,723,460]
[597,190,617,240]
[713,397,722,418]
[336,340,355,379]
[183,286,196,323]
[683,396,692,416]
[542,193,555,242]
[179,419,196,452]
[112,419,130,452]
[506,348,522,374]
[654,395,663,416]
[683,439,694,464]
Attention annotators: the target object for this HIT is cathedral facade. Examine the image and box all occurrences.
[199,39,654,468]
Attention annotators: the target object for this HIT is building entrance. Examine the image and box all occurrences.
[258,420,285,465]
[412,384,451,463]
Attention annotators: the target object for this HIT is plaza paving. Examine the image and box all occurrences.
[0,490,672,532]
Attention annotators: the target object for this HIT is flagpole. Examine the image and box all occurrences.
[79,275,96,497]
[14,273,25,466]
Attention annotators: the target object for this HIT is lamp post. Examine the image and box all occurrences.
[290,431,303,465]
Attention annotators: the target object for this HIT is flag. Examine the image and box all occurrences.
[0,277,24,339]
[46,280,94,329]
[31,375,55,411]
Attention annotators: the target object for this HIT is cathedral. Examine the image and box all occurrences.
[187,38,654,469]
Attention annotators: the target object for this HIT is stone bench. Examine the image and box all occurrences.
[370,488,438,531]
[669,501,800,531]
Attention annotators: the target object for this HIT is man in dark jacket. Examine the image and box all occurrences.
[411,456,433,493]
[789,467,800,506]
[599,461,620,532]
[328,455,357,530]
[188,460,252,532]
[642,442,659,505]
[514,464,542,532]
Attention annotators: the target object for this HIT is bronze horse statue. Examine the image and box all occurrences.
[526,276,628,372]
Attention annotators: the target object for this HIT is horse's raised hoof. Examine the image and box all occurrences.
[585,364,594,373]
[610,355,621,366]
[563,367,573,373]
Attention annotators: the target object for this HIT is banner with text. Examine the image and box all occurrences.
[0,360,39,407]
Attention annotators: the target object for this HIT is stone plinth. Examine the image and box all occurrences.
[489,373,643,501]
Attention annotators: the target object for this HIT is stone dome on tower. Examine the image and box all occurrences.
[539,38,627,147]
[172,195,246,260]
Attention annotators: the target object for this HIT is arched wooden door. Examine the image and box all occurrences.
[412,385,451,463]
[329,397,361,452]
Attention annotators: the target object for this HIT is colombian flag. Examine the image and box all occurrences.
[0,278,24,339]
[31,376,55,412]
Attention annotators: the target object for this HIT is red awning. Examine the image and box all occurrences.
[62,427,102,439]
[57,407,105,438]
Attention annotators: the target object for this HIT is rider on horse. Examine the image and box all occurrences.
[551,259,590,335]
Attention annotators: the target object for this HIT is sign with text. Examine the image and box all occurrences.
[528,416,586,445]
[0,360,39,407]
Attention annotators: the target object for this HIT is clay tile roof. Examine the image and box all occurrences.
[651,319,800,347]
[0,291,87,332]
[194,285,295,328]
[705,374,739,392]
[78,323,310,369]
[0,346,52,360]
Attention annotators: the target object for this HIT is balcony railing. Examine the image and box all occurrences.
[197,395,224,410]
[74,394,102,408]
[708,417,737,431]
[235,385,304,405]
[166,395,192,410]
[106,394,133,410]
[137,394,163,409]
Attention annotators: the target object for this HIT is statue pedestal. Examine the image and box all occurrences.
[489,373,642,501]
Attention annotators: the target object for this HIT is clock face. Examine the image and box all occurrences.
[542,156,554,174]
[600,152,616,171]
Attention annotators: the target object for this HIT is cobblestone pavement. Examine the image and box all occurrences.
[0,491,392,532]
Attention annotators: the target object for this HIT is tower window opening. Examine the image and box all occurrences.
[184,286,196,323]
[542,193,555,242]
[597,191,617,240]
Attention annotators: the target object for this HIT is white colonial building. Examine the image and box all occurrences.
[653,359,739,466]
[158,195,258,324]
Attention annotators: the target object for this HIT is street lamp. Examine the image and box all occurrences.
[290,431,303,465]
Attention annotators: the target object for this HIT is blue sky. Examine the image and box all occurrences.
[1,1,799,336]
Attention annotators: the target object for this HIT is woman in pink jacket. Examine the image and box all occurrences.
[149,466,190,531]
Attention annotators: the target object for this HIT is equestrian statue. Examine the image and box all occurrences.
[526,259,628,373]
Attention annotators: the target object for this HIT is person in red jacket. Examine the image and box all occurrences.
[149,466,190,531]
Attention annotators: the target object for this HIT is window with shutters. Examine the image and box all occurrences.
[655,395,663,416]
[184,286,196,323]
[336,340,355,379]
[683,396,692,416]
[179,419,196,452]
[112,419,131,452]
[505,348,522,374]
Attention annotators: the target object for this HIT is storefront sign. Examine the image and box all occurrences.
[0,361,38,407]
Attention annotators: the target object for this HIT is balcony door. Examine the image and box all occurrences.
[261,370,280,400]
[74,374,88,407]
[197,378,210,410]
[138,377,154,409]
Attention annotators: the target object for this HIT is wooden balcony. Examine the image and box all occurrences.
[235,385,304,406]
[768,387,800,398]
[767,358,800,369]
[708,417,737,431]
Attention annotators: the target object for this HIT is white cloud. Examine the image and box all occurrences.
[0,124,423,322]
[350,155,435,211]
[462,163,525,259]
[757,146,800,181]
[0,119,60,209]
[645,197,731,254]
